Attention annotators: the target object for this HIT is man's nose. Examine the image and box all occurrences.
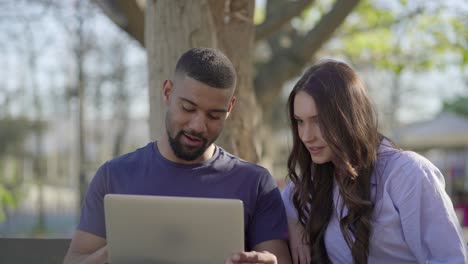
[187,113,208,134]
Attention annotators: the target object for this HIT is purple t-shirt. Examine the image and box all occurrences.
[78,142,288,250]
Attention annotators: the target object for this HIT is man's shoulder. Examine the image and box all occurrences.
[106,142,153,169]
[216,147,278,194]
[217,146,271,176]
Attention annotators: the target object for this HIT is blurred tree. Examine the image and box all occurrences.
[52,0,145,220]
[0,0,146,231]
[92,0,361,162]
[21,21,50,234]
[336,1,468,131]
[108,40,131,157]
[0,117,35,222]
[44,0,99,221]
[0,1,50,226]
[74,1,91,212]
[0,118,33,157]
[59,0,98,218]
[443,96,468,117]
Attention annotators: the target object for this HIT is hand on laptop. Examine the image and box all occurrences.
[225,250,277,264]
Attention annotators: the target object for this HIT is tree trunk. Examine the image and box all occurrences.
[146,0,259,162]
[25,24,46,235]
[75,6,87,214]
[388,71,402,132]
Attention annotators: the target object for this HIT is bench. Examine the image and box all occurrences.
[0,238,70,264]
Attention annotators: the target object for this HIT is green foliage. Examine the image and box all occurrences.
[442,96,468,117]
[0,184,15,222]
[354,1,394,26]
[343,28,393,57]
[335,0,467,73]
[254,5,265,24]
[288,0,335,33]
[0,159,24,223]
[0,117,36,223]
[449,17,468,66]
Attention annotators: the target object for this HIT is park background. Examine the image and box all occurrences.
[0,0,467,240]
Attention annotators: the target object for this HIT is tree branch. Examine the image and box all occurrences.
[92,0,145,47]
[255,0,360,108]
[255,0,314,42]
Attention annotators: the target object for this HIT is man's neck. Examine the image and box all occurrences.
[156,139,216,165]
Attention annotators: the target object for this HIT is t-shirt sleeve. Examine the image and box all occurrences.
[281,182,298,220]
[389,152,468,263]
[77,162,109,238]
[248,171,289,249]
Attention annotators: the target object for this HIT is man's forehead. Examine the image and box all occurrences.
[174,74,234,91]
[174,76,233,95]
[172,78,233,111]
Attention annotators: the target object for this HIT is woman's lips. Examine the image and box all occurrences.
[307,146,325,155]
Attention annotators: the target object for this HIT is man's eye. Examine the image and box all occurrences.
[209,115,222,120]
[182,105,195,112]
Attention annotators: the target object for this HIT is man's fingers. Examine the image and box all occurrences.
[240,251,276,262]
[227,251,277,263]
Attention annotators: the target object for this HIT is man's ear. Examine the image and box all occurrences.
[162,80,173,105]
[225,96,236,119]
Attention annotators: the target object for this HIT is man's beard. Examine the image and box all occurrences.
[167,129,209,161]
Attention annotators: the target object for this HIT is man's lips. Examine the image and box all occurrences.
[182,132,203,146]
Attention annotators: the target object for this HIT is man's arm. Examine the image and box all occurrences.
[226,239,292,264]
[63,230,107,264]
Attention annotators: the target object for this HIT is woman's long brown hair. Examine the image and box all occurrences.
[287,60,382,264]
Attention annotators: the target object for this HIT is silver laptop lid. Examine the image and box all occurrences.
[104,194,244,264]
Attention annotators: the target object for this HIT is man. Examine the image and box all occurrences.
[63,48,291,264]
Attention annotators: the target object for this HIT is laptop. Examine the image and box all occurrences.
[104,194,244,264]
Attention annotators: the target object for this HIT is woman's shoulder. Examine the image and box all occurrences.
[377,147,444,189]
[385,149,438,172]
[375,142,443,186]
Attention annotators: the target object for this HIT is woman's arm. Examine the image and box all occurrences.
[281,183,311,264]
[390,153,468,263]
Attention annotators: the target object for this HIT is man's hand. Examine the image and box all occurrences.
[225,251,277,264]
[63,230,108,264]
[288,219,310,264]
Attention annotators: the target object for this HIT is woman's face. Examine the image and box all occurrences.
[293,91,333,164]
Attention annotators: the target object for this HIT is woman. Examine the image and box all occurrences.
[282,59,467,264]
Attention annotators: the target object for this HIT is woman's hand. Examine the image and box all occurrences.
[288,218,310,264]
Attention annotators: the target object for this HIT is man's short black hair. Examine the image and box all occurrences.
[175,48,236,89]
